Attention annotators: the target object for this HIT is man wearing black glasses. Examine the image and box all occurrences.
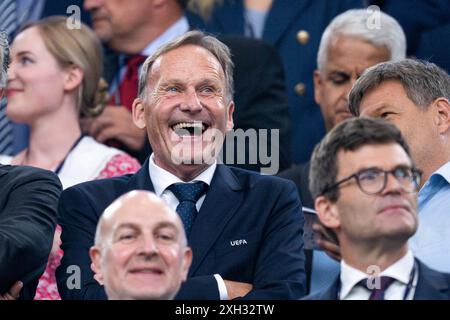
[304,117,450,300]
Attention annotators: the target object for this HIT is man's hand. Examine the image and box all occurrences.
[0,281,23,300]
[81,106,146,151]
[312,222,341,261]
[223,280,252,299]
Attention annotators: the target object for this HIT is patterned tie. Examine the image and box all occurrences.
[359,276,396,300]
[0,0,17,155]
[110,54,146,111]
[168,181,208,237]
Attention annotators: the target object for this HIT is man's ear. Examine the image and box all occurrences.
[313,70,323,106]
[181,247,193,282]
[132,98,146,129]
[63,65,84,92]
[226,101,234,131]
[433,98,450,135]
[89,246,104,285]
[315,195,341,229]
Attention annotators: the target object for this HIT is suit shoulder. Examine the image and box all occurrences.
[1,164,61,188]
[61,172,133,198]
[227,165,297,190]
[418,260,450,283]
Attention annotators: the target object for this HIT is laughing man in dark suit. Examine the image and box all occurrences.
[56,30,306,300]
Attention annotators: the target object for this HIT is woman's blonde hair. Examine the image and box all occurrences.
[19,16,107,117]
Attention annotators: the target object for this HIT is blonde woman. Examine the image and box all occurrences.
[2,16,141,299]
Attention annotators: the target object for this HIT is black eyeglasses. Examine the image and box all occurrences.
[321,166,422,196]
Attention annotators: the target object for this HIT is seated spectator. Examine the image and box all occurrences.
[278,9,406,293]
[0,31,62,300]
[348,59,450,273]
[56,31,306,300]
[305,118,450,300]
[1,16,141,299]
[90,190,192,300]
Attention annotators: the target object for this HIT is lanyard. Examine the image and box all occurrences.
[337,261,417,300]
[54,135,84,175]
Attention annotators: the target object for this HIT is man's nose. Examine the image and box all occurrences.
[84,0,102,10]
[137,235,158,256]
[343,79,356,103]
[180,87,202,112]
[383,172,404,194]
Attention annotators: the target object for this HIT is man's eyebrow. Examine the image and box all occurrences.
[155,221,178,231]
[114,223,139,232]
[158,79,185,88]
[328,70,350,77]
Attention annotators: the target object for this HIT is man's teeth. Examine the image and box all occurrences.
[172,122,206,131]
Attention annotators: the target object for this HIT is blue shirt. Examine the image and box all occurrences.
[410,161,450,273]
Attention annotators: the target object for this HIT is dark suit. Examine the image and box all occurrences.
[278,161,313,209]
[56,159,306,299]
[199,0,363,163]
[303,260,450,300]
[416,23,450,74]
[278,161,314,291]
[0,165,61,299]
[370,0,450,56]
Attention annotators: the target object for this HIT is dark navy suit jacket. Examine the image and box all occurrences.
[303,260,450,300]
[56,159,306,299]
[0,165,61,299]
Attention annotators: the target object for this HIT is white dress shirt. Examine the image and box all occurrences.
[148,154,229,299]
[340,250,418,300]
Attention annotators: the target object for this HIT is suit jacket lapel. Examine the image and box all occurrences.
[414,260,450,300]
[188,164,243,275]
[263,0,310,45]
[126,158,155,192]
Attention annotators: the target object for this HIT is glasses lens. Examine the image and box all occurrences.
[393,167,419,192]
[357,169,385,194]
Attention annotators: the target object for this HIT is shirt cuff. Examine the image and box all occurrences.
[214,274,229,300]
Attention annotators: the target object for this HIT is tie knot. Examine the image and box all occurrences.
[168,181,208,203]
[358,276,396,300]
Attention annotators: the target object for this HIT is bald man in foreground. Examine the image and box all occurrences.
[89,191,192,300]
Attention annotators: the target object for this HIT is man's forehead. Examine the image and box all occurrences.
[111,208,181,231]
[337,143,411,172]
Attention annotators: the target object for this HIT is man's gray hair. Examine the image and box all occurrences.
[349,59,450,116]
[317,9,406,71]
[138,30,234,103]
[0,31,9,87]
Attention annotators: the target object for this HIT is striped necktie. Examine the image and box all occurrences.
[0,0,17,155]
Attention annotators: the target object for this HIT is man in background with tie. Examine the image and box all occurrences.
[56,31,306,300]
[305,118,450,300]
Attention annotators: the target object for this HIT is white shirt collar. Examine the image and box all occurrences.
[340,250,414,300]
[141,16,189,57]
[148,153,217,196]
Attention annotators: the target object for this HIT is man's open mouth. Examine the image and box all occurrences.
[171,121,208,136]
